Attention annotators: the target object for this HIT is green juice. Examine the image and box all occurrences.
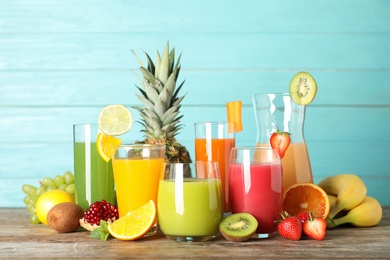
[157,178,223,237]
[74,141,116,211]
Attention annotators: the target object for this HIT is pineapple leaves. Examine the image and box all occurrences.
[158,43,170,84]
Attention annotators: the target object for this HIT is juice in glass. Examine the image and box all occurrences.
[112,157,164,217]
[158,178,223,237]
[195,137,235,212]
[229,162,282,235]
[73,124,116,211]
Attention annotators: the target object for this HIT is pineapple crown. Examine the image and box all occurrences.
[131,42,187,141]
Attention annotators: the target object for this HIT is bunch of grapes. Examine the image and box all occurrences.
[21,170,75,224]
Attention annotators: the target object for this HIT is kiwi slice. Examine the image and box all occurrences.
[289,71,317,105]
[219,213,258,242]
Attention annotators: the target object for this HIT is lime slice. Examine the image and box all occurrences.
[98,104,133,135]
[289,72,317,105]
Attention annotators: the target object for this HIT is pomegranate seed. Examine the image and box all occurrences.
[83,200,119,226]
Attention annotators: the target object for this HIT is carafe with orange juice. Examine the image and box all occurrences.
[252,93,313,193]
[112,144,165,236]
[195,122,235,213]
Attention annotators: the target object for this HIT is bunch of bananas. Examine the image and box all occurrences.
[318,173,382,228]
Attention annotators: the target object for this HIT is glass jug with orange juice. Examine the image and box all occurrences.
[252,93,313,192]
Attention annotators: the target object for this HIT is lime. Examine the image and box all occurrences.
[98,104,133,136]
[35,190,74,225]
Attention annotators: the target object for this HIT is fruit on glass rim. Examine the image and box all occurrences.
[107,200,156,241]
[47,202,84,233]
[219,213,258,242]
[96,133,122,162]
[277,212,302,241]
[317,173,367,219]
[80,200,119,231]
[131,42,192,163]
[98,104,133,136]
[289,71,317,105]
[270,129,291,159]
[302,212,327,240]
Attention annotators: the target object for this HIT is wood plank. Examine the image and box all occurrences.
[1,70,390,106]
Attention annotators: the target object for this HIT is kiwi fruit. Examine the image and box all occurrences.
[219,213,258,242]
[47,202,84,233]
[289,71,317,105]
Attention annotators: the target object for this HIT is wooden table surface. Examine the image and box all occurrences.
[1,207,389,259]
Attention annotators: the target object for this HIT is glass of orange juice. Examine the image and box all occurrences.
[252,93,313,193]
[112,144,165,236]
[158,161,223,242]
[194,122,235,213]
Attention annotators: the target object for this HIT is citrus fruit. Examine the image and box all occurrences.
[35,189,74,225]
[282,183,330,219]
[98,104,133,136]
[289,71,317,105]
[107,200,156,241]
[96,133,122,162]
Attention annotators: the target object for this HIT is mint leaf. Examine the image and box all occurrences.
[89,220,111,241]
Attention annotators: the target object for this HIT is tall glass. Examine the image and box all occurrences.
[229,146,283,238]
[112,144,165,235]
[252,93,313,192]
[194,122,235,213]
[158,162,223,242]
[73,123,116,211]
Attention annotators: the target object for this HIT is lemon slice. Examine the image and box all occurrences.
[289,71,317,105]
[98,104,133,136]
[96,133,122,162]
[108,200,156,241]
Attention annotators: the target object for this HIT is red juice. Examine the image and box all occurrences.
[229,163,282,234]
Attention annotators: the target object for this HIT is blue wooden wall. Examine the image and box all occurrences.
[1,0,389,207]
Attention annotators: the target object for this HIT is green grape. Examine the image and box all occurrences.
[23,195,30,205]
[30,213,40,224]
[26,204,35,215]
[65,183,75,194]
[35,185,46,197]
[28,195,38,206]
[63,171,74,185]
[54,175,65,187]
[58,183,67,191]
[46,186,56,191]
[42,177,56,188]
[22,184,37,195]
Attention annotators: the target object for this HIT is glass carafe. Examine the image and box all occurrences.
[252,93,313,192]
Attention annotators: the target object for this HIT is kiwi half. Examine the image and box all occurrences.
[219,213,258,242]
[289,71,317,105]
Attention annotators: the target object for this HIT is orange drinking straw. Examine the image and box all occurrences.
[226,100,243,133]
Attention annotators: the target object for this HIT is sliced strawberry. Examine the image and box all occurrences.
[303,212,327,240]
[277,212,302,241]
[270,130,291,158]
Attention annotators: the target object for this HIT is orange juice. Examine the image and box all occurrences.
[257,142,313,192]
[195,138,235,212]
[112,158,164,217]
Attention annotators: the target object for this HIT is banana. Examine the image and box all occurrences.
[318,174,367,219]
[327,196,382,228]
[327,194,337,209]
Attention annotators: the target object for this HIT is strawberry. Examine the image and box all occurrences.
[302,212,327,240]
[297,211,311,224]
[270,130,291,158]
[277,212,302,241]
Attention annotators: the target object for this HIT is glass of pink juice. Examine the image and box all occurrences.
[229,147,282,238]
[157,161,223,242]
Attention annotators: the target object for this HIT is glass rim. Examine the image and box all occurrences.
[194,121,234,126]
[252,92,290,98]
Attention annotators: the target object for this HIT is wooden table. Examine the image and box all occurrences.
[1,207,389,259]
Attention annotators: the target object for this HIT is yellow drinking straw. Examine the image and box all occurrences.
[226,100,243,133]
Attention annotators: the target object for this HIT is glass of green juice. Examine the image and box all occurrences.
[73,123,116,211]
[157,161,223,242]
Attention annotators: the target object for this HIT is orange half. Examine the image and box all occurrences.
[96,133,122,162]
[107,200,156,241]
[282,183,330,219]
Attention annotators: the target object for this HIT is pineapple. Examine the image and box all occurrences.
[131,43,192,163]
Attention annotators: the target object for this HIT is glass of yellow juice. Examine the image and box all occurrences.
[157,161,223,242]
[112,144,165,236]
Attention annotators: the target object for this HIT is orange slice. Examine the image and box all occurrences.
[107,200,156,241]
[282,183,330,219]
[96,133,122,162]
[226,100,243,133]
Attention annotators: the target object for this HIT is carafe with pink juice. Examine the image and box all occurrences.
[252,93,313,193]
